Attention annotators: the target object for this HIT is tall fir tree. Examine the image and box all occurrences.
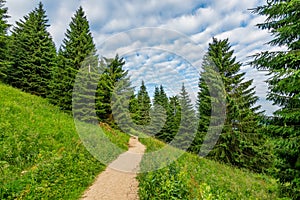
[135,80,151,125]
[194,38,271,172]
[172,84,196,150]
[149,101,167,137]
[7,2,57,97]
[165,95,181,142]
[153,85,181,143]
[189,56,213,154]
[153,86,160,104]
[153,85,168,140]
[159,85,169,106]
[111,74,135,132]
[0,0,10,80]
[251,1,300,198]
[129,93,139,123]
[49,6,97,111]
[72,53,99,123]
[96,55,130,124]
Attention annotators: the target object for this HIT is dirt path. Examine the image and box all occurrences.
[81,136,146,200]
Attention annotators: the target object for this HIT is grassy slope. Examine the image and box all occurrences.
[0,83,129,199]
[138,137,282,200]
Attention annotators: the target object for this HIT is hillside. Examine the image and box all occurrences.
[0,82,282,199]
[138,137,282,199]
[0,83,129,199]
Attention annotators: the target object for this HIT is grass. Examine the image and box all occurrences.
[138,137,283,200]
[0,83,130,199]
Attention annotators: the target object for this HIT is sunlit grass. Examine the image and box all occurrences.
[0,83,129,199]
[138,137,281,199]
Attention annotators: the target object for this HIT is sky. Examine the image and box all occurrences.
[6,0,283,115]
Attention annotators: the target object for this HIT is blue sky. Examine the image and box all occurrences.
[6,0,283,115]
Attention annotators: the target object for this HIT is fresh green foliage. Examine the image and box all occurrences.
[138,137,281,200]
[49,6,97,112]
[0,0,10,79]
[194,38,271,172]
[6,2,57,98]
[251,0,300,198]
[0,83,129,199]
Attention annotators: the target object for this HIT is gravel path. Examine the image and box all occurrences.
[81,136,146,200]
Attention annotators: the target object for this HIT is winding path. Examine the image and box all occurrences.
[81,136,146,200]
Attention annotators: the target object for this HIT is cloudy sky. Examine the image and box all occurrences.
[6,0,282,115]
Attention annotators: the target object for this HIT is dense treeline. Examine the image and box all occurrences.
[0,0,299,198]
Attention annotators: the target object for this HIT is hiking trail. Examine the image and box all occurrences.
[81,136,146,200]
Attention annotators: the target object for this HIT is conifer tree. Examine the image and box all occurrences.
[135,80,151,125]
[165,95,181,142]
[159,85,169,107]
[251,1,300,197]
[189,57,212,153]
[7,2,56,97]
[153,85,169,140]
[152,85,181,142]
[153,85,169,107]
[72,53,99,123]
[149,100,167,136]
[129,93,139,123]
[153,86,160,104]
[172,84,197,150]
[49,6,97,111]
[195,38,270,172]
[96,55,130,124]
[0,0,10,80]
[153,85,168,139]
[110,75,135,131]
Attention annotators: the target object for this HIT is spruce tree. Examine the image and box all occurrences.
[171,84,197,150]
[129,93,139,123]
[189,57,212,153]
[165,95,181,142]
[153,86,160,104]
[0,0,10,80]
[152,85,182,143]
[7,2,56,97]
[110,74,135,131]
[147,86,165,137]
[152,85,170,141]
[135,80,151,125]
[72,53,99,123]
[49,6,97,111]
[251,1,300,197]
[96,55,130,124]
[195,38,270,172]
[159,85,169,106]
[149,100,167,137]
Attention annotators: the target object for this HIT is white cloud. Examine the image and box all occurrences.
[5,0,282,114]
